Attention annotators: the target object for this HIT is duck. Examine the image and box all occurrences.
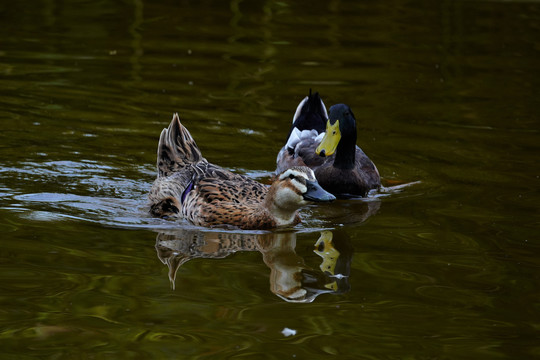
[148,113,335,230]
[276,91,381,198]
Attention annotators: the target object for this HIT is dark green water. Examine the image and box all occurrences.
[1,0,539,359]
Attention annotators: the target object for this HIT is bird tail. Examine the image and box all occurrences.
[156,113,203,177]
[291,89,328,130]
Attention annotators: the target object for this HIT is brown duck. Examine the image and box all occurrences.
[148,114,335,230]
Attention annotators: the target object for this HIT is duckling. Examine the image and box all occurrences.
[276,92,380,198]
[148,113,335,230]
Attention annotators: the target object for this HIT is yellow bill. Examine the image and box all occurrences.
[316,120,341,156]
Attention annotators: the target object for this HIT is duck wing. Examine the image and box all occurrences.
[181,173,270,228]
[353,146,381,189]
[194,172,268,206]
[313,146,380,198]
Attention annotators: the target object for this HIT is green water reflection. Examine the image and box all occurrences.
[1,0,539,359]
[156,229,356,303]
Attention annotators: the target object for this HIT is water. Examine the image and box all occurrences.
[1,0,539,358]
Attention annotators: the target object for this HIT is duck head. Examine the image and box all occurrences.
[266,166,335,225]
[315,104,358,169]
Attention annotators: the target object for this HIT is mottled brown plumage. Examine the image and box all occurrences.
[276,92,381,198]
[148,113,335,230]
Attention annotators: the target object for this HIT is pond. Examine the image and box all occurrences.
[1,0,539,358]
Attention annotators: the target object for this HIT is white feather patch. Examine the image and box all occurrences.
[320,99,329,119]
[292,96,308,123]
[314,132,325,143]
[292,95,328,123]
[278,168,296,180]
[285,128,320,151]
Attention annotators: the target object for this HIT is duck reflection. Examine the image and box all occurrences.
[155,229,354,303]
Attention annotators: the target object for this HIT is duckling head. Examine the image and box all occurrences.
[267,167,335,225]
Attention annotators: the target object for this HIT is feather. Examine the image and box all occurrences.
[149,114,334,229]
[156,113,204,177]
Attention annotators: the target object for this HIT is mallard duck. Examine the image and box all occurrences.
[276,91,381,198]
[148,114,335,230]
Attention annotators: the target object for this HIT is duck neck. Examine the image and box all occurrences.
[264,187,299,226]
[333,131,356,170]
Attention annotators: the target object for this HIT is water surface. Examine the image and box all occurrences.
[1,0,539,359]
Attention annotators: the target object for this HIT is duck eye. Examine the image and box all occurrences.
[289,174,295,180]
[332,130,336,135]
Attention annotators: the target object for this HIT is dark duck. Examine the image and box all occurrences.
[276,91,380,198]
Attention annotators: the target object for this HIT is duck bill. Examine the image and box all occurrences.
[316,120,341,157]
[303,180,336,202]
